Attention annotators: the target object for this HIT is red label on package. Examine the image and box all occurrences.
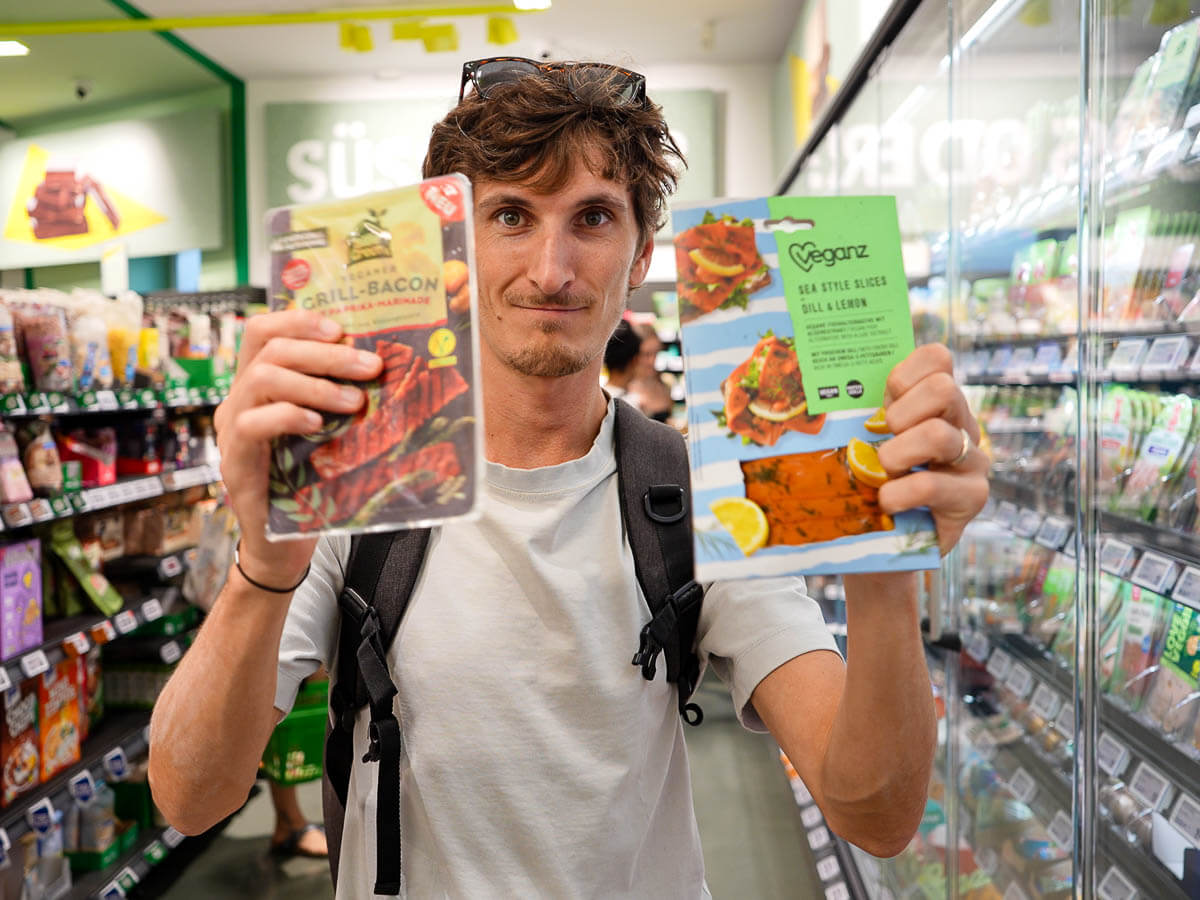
[420,178,467,223]
[281,258,311,291]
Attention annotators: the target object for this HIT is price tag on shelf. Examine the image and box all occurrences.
[143,840,168,865]
[1004,347,1037,379]
[987,347,1014,376]
[806,826,831,851]
[1169,792,1200,847]
[26,499,53,524]
[1013,509,1043,539]
[159,555,184,579]
[19,650,49,680]
[1004,881,1031,900]
[987,648,1014,681]
[163,827,185,849]
[1005,663,1035,699]
[162,466,214,492]
[1007,767,1037,804]
[1173,566,1200,610]
[965,632,990,664]
[1049,809,1073,850]
[815,856,842,882]
[801,806,823,828]
[1097,731,1132,778]
[1130,551,1179,594]
[1035,516,1071,550]
[117,866,139,890]
[1098,865,1137,900]
[114,610,138,635]
[1030,342,1063,376]
[1054,701,1075,735]
[23,393,49,415]
[1107,338,1150,376]
[69,769,96,807]
[1030,683,1062,720]
[103,747,129,782]
[1128,760,1172,810]
[26,798,56,834]
[1141,335,1192,373]
[160,640,182,665]
[62,632,90,657]
[90,620,116,645]
[0,667,12,693]
[0,504,32,529]
[48,496,70,518]
[1099,538,1136,577]
[791,779,813,806]
[825,884,849,900]
[141,598,163,622]
[94,390,119,411]
[0,827,10,871]
[994,502,1019,530]
[100,881,126,900]
[0,394,26,416]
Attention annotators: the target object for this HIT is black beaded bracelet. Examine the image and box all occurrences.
[234,542,309,594]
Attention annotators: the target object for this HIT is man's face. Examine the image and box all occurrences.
[472,161,653,380]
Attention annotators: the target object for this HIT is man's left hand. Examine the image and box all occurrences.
[875,343,989,555]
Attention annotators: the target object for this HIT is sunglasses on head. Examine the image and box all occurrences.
[459,57,647,107]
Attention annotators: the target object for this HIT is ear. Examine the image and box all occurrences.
[628,237,656,290]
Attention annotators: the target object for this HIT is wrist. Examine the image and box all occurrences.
[233,541,310,594]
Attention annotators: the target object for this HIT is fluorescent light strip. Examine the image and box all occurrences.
[0,40,29,57]
[513,0,552,9]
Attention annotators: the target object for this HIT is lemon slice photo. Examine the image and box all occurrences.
[747,399,808,423]
[689,248,746,278]
[710,497,769,556]
[846,437,889,488]
[863,407,890,434]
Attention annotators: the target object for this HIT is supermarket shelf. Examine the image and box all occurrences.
[70,824,186,900]
[0,463,221,532]
[1,388,226,419]
[0,712,150,847]
[777,750,864,899]
[0,592,179,696]
[104,547,198,584]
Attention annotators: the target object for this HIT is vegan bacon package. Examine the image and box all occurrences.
[265,178,482,539]
[673,195,939,580]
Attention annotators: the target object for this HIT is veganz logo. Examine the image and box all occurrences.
[788,241,869,272]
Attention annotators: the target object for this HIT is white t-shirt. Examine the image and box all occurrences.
[275,401,839,899]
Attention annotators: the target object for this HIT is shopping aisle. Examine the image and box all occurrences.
[157,676,822,899]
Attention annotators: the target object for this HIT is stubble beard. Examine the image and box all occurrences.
[497,290,624,378]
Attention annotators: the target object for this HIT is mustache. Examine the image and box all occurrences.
[504,290,597,309]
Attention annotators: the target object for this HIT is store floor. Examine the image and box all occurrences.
[159,678,822,899]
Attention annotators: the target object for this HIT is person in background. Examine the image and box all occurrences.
[604,318,674,422]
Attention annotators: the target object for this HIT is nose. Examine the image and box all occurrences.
[527,228,575,297]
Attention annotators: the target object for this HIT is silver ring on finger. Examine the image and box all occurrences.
[949,426,972,467]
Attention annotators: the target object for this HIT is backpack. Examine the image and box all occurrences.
[321,399,703,895]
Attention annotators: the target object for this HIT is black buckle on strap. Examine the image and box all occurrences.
[631,580,703,681]
[363,716,402,764]
[643,484,687,524]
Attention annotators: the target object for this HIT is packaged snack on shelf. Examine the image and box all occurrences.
[1136,18,1200,151]
[183,503,236,612]
[16,422,62,498]
[44,520,123,617]
[80,645,101,740]
[75,511,124,564]
[1109,585,1170,709]
[115,419,162,477]
[1115,393,1193,518]
[0,678,38,807]
[0,539,42,661]
[1143,599,1200,738]
[65,780,117,872]
[136,314,164,389]
[1027,553,1075,648]
[1108,53,1161,160]
[102,291,143,389]
[1098,386,1138,505]
[37,658,82,782]
[0,299,26,395]
[162,417,191,470]
[266,178,481,538]
[0,424,34,504]
[55,428,116,488]
[11,297,73,393]
[64,292,114,392]
[675,195,938,579]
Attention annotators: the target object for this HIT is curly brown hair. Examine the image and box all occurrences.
[423,67,685,244]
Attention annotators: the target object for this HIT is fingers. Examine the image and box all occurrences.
[256,337,381,381]
[239,363,368,415]
[877,419,976,474]
[884,343,953,404]
[237,310,343,371]
[876,464,990,524]
[224,401,324,445]
[885,367,980,444]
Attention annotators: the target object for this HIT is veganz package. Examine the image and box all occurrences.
[266,179,481,538]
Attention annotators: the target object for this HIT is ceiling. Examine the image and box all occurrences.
[0,0,803,129]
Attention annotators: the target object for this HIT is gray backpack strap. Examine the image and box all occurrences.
[612,398,704,726]
[323,528,431,895]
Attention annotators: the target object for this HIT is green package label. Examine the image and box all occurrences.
[1160,601,1200,681]
[770,196,915,414]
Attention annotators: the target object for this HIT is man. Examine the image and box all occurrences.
[149,59,988,898]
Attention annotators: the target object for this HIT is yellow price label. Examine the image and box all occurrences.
[429,328,457,358]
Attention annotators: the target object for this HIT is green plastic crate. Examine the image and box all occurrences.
[261,704,327,786]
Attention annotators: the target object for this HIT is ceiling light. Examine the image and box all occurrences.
[513,0,552,9]
[0,40,29,57]
[486,15,519,44]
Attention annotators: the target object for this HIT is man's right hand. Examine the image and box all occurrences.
[213,310,382,590]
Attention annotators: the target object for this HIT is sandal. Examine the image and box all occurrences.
[270,823,328,859]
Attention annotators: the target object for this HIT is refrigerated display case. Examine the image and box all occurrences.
[776,0,1200,897]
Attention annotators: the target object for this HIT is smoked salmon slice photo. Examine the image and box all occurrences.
[675,212,771,323]
[715,333,825,446]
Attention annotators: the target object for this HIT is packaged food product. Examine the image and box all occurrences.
[0,679,39,807]
[103,292,143,389]
[16,422,62,497]
[56,428,117,488]
[80,646,102,740]
[44,520,123,617]
[38,658,82,782]
[76,511,124,563]
[0,300,26,395]
[1099,386,1137,503]
[1136,19,1200,150]
[116,419,162,477]
[0,424,34,504]
[266,179,481,538]
[1108,53,1160,160]
[1144,600,1200,738]
[0,539,41,662]
[67,308,114,392]
[1117,393,1193,518]
[11,301,72,393]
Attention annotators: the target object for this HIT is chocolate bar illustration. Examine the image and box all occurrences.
[25,169,120,239]
[81,177,119,229]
